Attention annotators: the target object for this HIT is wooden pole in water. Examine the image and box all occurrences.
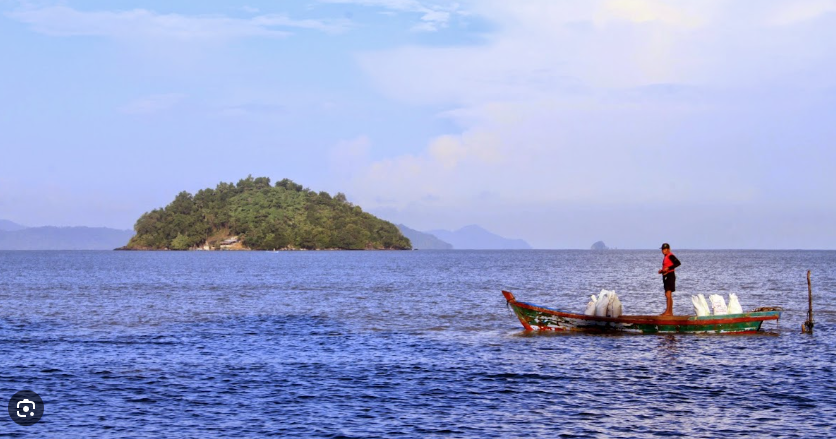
[803,270,814,334]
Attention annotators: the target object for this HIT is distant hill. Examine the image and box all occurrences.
[124,176,411,250]
[397,224,452,250]
[427,225,532,250]
[0,226,135,250]
[0,219,27,232]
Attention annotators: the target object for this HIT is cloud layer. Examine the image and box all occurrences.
[8,6,349,40]
[350,4,834,187]
[334,0,836,246]
[3,1,836,247]
[320,0,462,31]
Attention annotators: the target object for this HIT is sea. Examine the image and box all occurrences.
[0,250,834,438]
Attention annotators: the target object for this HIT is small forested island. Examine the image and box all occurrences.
[590,241,609,250]
[122,176,411,251]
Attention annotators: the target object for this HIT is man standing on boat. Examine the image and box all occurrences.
[658,243,681,316]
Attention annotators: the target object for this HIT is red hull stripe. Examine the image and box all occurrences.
[512,301,779,326]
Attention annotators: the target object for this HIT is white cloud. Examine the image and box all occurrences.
[8,6,349,41]
[319,0,461,31]
[323,0,427,8]
[764,0,836,26]
[594,0,709,28]
[428,132,501,169]
[412,10,451,31]
[119,93,186,114]
[347,0,836,222]
[345,130,504,209]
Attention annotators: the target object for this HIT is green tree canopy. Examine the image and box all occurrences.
[124,176,411,251]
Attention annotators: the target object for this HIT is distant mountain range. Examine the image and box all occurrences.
[0,218,530,251]
[397,224,531,250]
[0,219,27,232]
[396,224,453,250]
[425,225,532,250]
[0,220,135,250]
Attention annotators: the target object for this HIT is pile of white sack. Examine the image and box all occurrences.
[584,289,623,318]
[691,293,743,316]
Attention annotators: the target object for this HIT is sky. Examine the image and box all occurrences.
[1,0,835,249]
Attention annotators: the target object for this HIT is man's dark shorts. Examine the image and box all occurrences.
[663,273,676,292]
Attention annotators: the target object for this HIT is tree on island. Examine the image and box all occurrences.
[124,176,411,251]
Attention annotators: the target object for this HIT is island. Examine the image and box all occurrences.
[590,241,609,250]
[121,176,411,251]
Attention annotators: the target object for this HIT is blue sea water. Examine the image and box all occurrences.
[0,250,835,438]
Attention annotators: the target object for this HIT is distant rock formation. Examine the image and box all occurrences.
[0,225,135,250]
[590,241,609,250]
[427,225,532,250]
[396,224,453,250]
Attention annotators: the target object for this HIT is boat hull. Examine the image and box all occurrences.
[502,291,780,334]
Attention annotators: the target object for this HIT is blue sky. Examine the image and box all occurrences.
[1,0,835,248]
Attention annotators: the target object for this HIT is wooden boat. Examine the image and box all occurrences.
[502,291,781,334]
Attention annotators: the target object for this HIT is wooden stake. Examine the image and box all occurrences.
[803,270,814,334]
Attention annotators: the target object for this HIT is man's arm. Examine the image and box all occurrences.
[666,255,681,273]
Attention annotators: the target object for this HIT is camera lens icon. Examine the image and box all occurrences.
[18,398,36,417]
[7,391,44,426]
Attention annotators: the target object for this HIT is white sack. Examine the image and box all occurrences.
[691,295,709,317]
[709,294,728,315]
[698,294,711,316]
[727,293,743,314]
[595,290,612,317]
[584,295,598,316]
[608,293,623,318]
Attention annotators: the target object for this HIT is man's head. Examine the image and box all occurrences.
[660,243,670,255]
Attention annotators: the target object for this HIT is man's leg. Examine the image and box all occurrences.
[663,290,673,315]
